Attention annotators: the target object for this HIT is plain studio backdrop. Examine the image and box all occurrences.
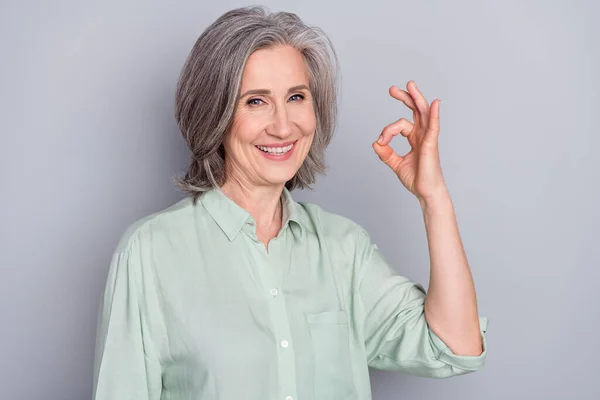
[1,0,598,399]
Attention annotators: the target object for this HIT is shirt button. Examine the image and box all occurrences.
[270,288,278,296]
[280,340,289,348]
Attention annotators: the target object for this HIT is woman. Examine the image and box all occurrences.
[93,6,488,400]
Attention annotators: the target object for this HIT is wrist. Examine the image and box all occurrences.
[418,187,452,210]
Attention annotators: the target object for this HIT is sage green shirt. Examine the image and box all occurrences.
[93,187,488,400]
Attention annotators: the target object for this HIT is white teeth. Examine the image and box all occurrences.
[256,143,294,155]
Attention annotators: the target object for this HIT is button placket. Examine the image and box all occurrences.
[258,235,297,400]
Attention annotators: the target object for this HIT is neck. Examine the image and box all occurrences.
[220,179,284,236]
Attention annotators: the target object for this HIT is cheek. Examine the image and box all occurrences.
[295,107,317,136]
[299,131,315,158]
[229,115,262,146]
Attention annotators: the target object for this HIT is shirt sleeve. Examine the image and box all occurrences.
[354,227,489,378]
[92,243,162,399]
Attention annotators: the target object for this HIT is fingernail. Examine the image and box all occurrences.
[377,134,384,144]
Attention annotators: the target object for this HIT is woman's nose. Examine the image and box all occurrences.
[268,107,293,138]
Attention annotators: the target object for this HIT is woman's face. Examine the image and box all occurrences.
[224,45,317,189]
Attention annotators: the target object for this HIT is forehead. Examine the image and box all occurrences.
[240,45,309,90]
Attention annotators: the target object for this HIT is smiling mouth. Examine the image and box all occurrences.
[255,142,296,155]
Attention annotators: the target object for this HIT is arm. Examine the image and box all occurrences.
[356,225,488,378]
[366,80,488,376]
[421,191,483,356]
[92,243,162,399]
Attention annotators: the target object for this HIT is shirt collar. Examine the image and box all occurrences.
[200,186,303,241]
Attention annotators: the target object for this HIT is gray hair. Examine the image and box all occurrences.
[173,5,340,203]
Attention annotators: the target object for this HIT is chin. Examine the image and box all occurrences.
[262,171,298,187]
[254,154,305,187]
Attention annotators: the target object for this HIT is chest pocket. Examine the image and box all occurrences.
[305,310,357,400]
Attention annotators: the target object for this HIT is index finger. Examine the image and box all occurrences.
[389,86,417,112]
[406,81,430,118]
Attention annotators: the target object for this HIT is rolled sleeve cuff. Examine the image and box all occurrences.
[428,316,489,372]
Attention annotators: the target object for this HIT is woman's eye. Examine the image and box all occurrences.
[247,94,304,106]
[247,98,263,106]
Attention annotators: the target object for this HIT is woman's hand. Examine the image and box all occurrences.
[372,81,448,205]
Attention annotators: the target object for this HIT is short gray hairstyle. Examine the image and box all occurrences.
[174,5,339,203]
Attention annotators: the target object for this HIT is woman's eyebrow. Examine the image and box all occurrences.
[240,84,310,98]
[287,84,310,93]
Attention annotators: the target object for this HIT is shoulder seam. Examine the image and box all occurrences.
[115,197,194,253]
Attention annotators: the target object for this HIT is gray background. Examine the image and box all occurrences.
[1,0,598,399]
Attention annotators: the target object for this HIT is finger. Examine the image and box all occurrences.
[372,140,403,171]
[406,81,430,125]
[426,99,441,142]
[389,86,417,112]
[377,118,414,146]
